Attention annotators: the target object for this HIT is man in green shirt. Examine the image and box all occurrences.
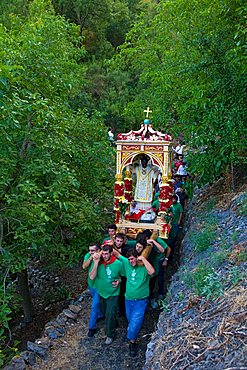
[113,248,155,357]
[138,230,167,308]
[169,194,183,242]
[102,224,117,243]
[171,194,184,225]
[82,243,104,338]
[89,245,124,345]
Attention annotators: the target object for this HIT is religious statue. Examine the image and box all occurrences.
[132,155,158,210]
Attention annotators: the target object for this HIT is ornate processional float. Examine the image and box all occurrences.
[114,107,174,239]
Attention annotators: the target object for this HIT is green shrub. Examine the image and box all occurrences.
[231,230,239,245]
[0,284,19,367]
[237,251,247,262]
[44,285,72,304]
[229,266,242,284]
[236,193,247,216]
[211,250,228,268]
[190,219,217,252]
[201,272,224,299]
[183,262,225,299]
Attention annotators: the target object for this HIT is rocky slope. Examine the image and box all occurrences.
[145,185,247,370]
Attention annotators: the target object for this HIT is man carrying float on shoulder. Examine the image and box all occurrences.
[113,247,155,357]
[89,245,124,345]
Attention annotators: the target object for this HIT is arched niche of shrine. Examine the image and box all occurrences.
[120,153,161,212]
[120,152,163,176]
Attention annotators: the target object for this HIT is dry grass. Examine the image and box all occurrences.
[148,284,247,370]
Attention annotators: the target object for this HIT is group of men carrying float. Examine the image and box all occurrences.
[83,109,188,357]
[83,226,168,357]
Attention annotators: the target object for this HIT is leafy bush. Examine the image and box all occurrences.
[0,0,114,363]
[236,193,247,216]
[183,261,225,299]
[211,250,228,268]
[190,219,217,252]
[201,272,224,300]
[237,251,247,262]
[184,262,211,296]
[0,282,20,367]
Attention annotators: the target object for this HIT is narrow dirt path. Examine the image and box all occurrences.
[30,294,160,370]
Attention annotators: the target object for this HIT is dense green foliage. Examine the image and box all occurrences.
[0,0,115,364]
[112,0,247,183]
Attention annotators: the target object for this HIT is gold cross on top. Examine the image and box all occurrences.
[144,106,152,118]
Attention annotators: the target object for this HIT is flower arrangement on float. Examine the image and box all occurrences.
[161,207,173,236]
[118,195,129,222]
[155,179,173,238]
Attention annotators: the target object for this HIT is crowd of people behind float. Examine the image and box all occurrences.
[83,136,190,357]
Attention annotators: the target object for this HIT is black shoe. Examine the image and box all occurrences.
[87,329,97,337]
[129,342,137,357]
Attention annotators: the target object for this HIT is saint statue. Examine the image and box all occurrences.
[132,155,158,210]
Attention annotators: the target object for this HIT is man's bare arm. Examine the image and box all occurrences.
[137,256,155,275]
[147,239,164,254]
[82,256,92,270]
[89,253,101,280]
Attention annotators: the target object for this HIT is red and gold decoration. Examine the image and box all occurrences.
[159,179,173,212]
[114,107,173,238]
[114,174,124,224]
[123,167,133,203]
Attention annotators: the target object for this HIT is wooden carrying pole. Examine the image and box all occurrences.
[138,230,158,266]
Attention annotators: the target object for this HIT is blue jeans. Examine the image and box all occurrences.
[89,287,104,330]
[125,298,148,340]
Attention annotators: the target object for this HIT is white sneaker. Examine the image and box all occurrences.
[105,337,113,345]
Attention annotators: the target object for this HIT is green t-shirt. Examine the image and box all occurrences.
[126,239,136,248]
[156,237,168,252]
[148,238,167,275]
[83,252,95,288]
[94,258,124,299]
[118,255,151,300]
[171,202,183,224]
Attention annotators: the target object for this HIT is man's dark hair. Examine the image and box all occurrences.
[107,224,117,231]
[102,245,113,253]
[172,194,178,200]
[126,248,139,258]
[115,232,125,240]
[143,229,152,238]
[89,243,101,250]
[135,238,147,248]
[136,232,146,242]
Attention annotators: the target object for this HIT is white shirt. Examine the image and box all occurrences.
[175,145,186,155]
[177,165,187,176]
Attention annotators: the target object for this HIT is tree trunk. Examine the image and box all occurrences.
[17,269,34,323]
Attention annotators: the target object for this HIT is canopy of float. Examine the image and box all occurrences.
[115,117,173,182]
